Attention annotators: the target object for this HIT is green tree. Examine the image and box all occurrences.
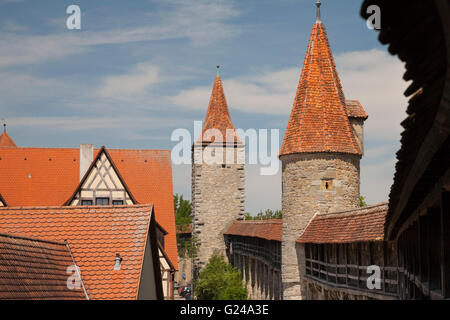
[360,196,368,207]
[245,209,282,220]
[195,251,248,300]
[174,194,192,228]
[178,235,200,259]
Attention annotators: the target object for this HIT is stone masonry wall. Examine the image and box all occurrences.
[280,152,360,299]
[192,145,245,275]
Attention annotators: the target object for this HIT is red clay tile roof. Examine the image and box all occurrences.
[297,203,388,244]
[0,233,87,300]
[224,219,282,242]
[0,131,17,148]
[0,204,156,300]
[0,147,178,269]
[196,75,242,145]
[345,100,368,119]
[280,21,361,156]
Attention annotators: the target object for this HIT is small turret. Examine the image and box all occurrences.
[0,122,17,148]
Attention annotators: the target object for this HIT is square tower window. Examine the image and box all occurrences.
[81,200,93,206]
[321,180,333,191]
[112,200,124,206]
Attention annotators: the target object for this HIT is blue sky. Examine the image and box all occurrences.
[0,0,409,214]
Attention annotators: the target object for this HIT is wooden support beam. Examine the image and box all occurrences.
[382,242,386,293]
[334,244,338,285]
[440,191,450,298]
[345,244,349,287]
[357,243,361,288]
[429,207,441,291]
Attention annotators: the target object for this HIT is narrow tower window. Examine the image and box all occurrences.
[321,180,333,191]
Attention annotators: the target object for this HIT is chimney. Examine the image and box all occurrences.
[80,144,93,180]
[114,253,122,270]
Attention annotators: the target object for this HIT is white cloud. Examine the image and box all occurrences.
[0,0,241,68]
[98,62,161,100]
[154,0,240,46]
[7,116,186,132]
[336,49,409,142]
[361,157,397,205]
[171,68,299,114]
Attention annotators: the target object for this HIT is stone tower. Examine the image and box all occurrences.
[279,1,367,299]
[192,69,245,277]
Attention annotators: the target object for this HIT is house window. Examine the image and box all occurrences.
[112,200,124,206]
[81,200,93,206]
[96,197,109,205]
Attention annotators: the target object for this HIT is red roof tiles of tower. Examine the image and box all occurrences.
[345,100,368,119]
[0,131,17,148]
[280,16,361,156]
[196,74,242,145]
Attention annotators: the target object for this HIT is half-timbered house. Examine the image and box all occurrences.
[0,133,177,299]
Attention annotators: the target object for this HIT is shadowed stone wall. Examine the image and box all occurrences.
[280,152,361,299]
[349,118,365,155]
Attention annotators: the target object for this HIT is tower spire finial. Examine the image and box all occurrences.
[316,0,322,23]
[216,65,220,77]
[1,119,5,133]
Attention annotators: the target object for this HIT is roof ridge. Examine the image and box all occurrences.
[236,219,281,224]
[0,204,153,211]
[315,203,388,219]
[0,147,171,152]
[0,232,67,246]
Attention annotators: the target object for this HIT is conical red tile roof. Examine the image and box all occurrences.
[280,20,360,156]
[0,131,17,148]
[196,75,242,145]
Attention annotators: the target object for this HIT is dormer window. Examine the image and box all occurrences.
[96,197,109,205]
[81,200,93,206]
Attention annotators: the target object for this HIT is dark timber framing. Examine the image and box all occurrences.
[361,0,450,300]
[0,193,7,207]
[225,234,282,300]
[65,146,138,206]
[304,242,398,298]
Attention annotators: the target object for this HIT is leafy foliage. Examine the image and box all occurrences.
[360,196,368,207]
[178,235,200,259]
[174,194,192,227]
[195,251,248,300]
[245,209,282,220]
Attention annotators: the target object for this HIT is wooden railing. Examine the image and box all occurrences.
[305,257,398,297]
[227,237,281,270]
